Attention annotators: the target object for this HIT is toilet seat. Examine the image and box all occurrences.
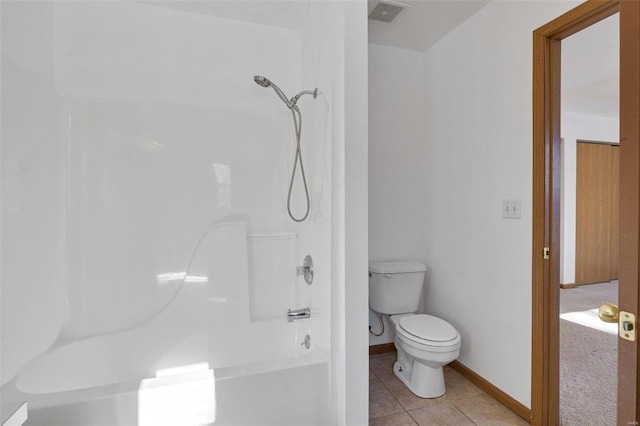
[396,314,460,347]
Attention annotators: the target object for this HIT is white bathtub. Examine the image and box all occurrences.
[7,221,331,425]
[16,352,330,426]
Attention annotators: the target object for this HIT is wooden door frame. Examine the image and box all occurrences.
[532,0,640,424]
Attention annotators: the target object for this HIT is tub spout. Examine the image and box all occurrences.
[287,307,310,322]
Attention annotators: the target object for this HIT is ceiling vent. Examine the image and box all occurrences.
[368,2,405,23]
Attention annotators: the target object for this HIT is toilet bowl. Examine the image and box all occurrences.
[368,261,462,398]
[390,313,461,398]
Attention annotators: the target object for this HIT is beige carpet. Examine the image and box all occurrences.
[560,281,618,426]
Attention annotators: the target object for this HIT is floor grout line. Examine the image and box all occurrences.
[370,354,528,425]
[449,398,479,426]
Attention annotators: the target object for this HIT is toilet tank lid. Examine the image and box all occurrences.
[369,261,426,274]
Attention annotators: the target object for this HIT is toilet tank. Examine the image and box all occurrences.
[369,261,427,315]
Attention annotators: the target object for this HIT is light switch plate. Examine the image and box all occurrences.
[503,199,521,219]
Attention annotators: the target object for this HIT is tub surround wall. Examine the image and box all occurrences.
[51,1,306,340]
[1,0,324,348]
[1,2,308,365]
[13,222,324,396]
[1,1,67,387]
[51,2,302,115]
[300,1,344,358]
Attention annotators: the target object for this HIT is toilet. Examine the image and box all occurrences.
[369,261,461,398]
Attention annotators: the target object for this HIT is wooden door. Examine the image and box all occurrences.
[575,142,619,285]
[610,145,619,280]
[617,1,640,422]
[532,1,640,424]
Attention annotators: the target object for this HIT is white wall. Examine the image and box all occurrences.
[422,0,581,408]
[368,44,427,345]
[1,1,67,387]
[560,112,619,285]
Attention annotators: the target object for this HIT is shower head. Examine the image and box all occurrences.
[254,75,271,88]
[254,75,318,110]
[254,75,291,107]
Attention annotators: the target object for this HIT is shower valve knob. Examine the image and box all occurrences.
[301,334,311,349]
[296,255,314,285]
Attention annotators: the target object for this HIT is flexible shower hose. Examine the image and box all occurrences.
[288,105,310,222]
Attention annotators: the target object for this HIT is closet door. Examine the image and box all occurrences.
[575,142,618,285]
[609,145,619,280]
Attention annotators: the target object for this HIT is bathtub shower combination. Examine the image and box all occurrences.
[1,2,348,425]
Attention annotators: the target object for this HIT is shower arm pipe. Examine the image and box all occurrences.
[271,86,317,109]
[291,89,318,106]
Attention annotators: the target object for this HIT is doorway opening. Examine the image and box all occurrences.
[558,13,620,423]
[532,0,640,424]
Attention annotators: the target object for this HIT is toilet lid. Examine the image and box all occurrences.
[398,314,458,343]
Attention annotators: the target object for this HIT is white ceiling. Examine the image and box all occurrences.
[367,0,490,52]
[561,13,619,119]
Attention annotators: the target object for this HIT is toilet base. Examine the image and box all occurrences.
[393,359,446,399]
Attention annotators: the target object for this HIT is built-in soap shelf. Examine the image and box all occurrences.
[1,401,27,426]
[247,228,299,322]
[247,229,298,241]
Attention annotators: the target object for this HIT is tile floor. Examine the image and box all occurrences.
[369,352,529,426]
